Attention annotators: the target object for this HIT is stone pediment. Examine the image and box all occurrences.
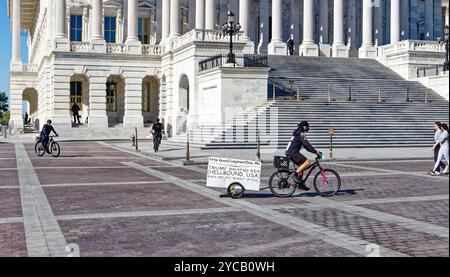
[69,0,91,7]
[103,0,123,8]
[138,0,155,9]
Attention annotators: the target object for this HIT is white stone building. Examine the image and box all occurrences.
[7,0,450,137]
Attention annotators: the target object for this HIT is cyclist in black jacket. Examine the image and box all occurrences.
[40,119,59,153]
[285,121,322,191]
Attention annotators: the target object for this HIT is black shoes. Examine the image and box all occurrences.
[292,173,310,191]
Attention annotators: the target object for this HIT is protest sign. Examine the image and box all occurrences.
[206,157,262,191]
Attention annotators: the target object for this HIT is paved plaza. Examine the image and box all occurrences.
[0,140,449,257]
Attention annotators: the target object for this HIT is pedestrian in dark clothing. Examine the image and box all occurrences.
[40,119,59,153]
[24,112,29,125]
[287,38,295,55]
[71,103,81,124]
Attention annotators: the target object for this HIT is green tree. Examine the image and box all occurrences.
[0,91,8,112]
[0,111,10,126]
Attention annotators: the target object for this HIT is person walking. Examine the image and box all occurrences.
[433,122,446,174]
[71,103,81,124]
[287,37,295,56]
[429,123,449,175]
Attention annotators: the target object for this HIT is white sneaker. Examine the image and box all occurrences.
[443,166,449,174]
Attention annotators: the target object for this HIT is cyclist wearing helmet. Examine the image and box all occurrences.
[151,118,165,152]
[285,121,322,191]
[40,119,59,153]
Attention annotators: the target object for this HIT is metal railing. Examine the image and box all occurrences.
[416,65,447,78]
[198,54,268,72]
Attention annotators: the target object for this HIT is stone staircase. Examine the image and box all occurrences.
[168,55,449,149]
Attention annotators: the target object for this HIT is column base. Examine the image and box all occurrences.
[125,40,142,54]
[88,115,108,129]
[332,44,349,58]
[358,45,378,59]
[299,42,319,56]
[243,40,255,54]
[268,41,288,55]
[10,60,22,71]
[123,116,144,128]
[54,37,70,51]
[91,39,106,53]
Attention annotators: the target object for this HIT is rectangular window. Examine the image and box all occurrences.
[105,16,117,43]
[70,15,83,42]
[138,18,150,44]
[70,81,82,110]
[106,82,117,112]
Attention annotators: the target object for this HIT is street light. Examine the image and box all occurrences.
[222,11,241,65]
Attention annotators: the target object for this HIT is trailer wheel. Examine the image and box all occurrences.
[227,183,245,199]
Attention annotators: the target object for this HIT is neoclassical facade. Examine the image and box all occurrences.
[7,0,449,135]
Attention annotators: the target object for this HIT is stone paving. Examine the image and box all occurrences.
[0,140,448,257]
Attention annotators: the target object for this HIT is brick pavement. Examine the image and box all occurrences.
[0,141,448,257]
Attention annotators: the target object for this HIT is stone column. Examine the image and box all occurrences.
[87,74,109,128]
[83,7,90,42]
[289,0,299,45]
[205,0,215,30]
[239,0,249,38]
[196,0,205,29]
[359,0,376,58]
[170,0,181,37]
[425,0,434,40]
[268,0,287,55]
[188,0,196,31]
[52,71,72,129]
[54,0,69,51]
[300,0,319,56]
[11,0,21,69]
[91,0,106,52]
[374,1,383,46]
[257,0,269,54]
[239,0,254,53]
[156,0,162,43]
[390,0,400,44]
[126,0,141,53]
[123,73,144,128]
[319,0,328,44]
[332,0,348,57]
[161,0,170,41]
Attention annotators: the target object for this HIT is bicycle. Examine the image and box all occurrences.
[269,155,341,197]
[35,135,60,157]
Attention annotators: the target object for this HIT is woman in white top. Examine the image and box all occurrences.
[429,123,449,175]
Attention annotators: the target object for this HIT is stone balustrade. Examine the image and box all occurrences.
[378,40,445,56]
[142,44,162,55]
[70,41,90,53]
[22,64,38,72]
[106,43,126,54]
[171,29,245,51]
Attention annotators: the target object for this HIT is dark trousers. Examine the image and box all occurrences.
[434,145,446,172]
[40,135,49,152]
[288,47,294,55]
[73,112,80,124]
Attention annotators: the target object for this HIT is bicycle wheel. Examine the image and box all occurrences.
[268,170,297,198]
[313,169,341,197]
[35,142,45,157]
[227,182,245,199]
[50,141,60,158]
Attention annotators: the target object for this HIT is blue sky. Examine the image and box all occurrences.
[0,3,29,105]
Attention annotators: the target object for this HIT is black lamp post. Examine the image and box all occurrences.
[444,25,449,72]
[222,11,241,65]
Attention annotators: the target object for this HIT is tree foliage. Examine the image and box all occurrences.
[0,92,8,112]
